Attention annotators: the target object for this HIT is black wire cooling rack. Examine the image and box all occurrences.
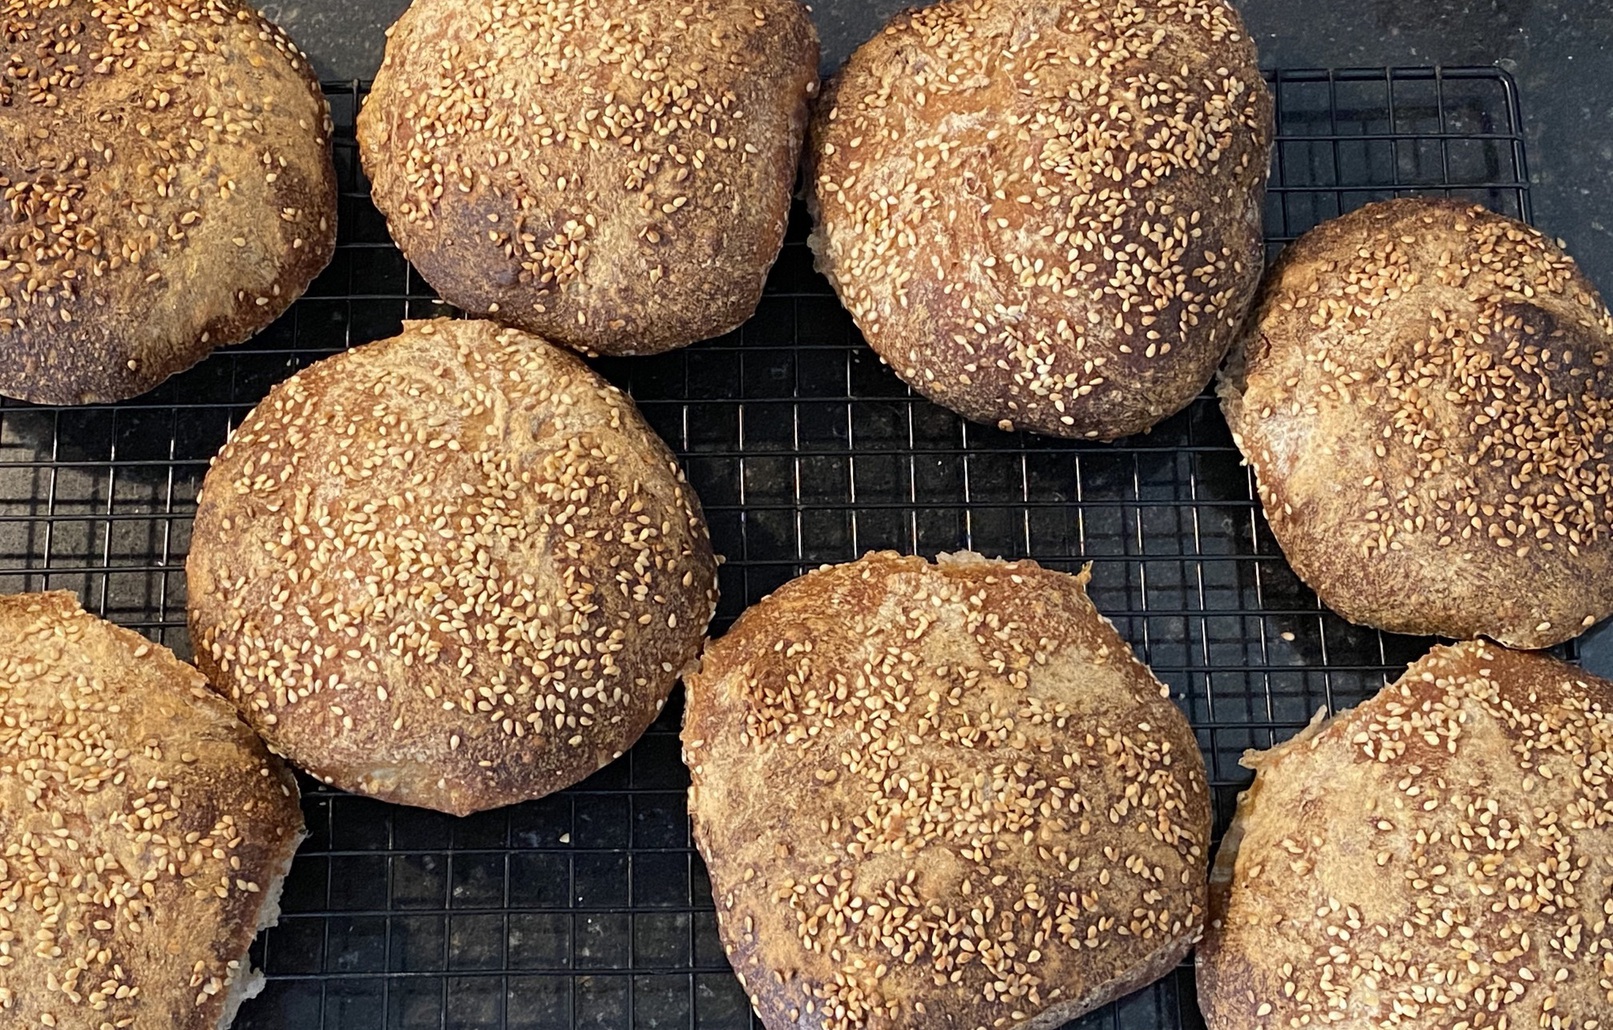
[0,67,1555,1030]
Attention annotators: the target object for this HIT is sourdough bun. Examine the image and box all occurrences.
[356,0,818,357]
[682,552,1209,1030]
[0,591,304,1030]
[0,0,336,405]
[1200,640,1613,1030]
[807,0,1271,440]
[187,319,718,815]
[1222,198,1613,648]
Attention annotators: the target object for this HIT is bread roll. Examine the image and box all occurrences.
[807,0,1271,440]
[187,319,719,815]
[1222,198,1613,648]
[356,0,819,357]
[0,0,336,405]
[682,551,1209,1030]
[0,591,304,1030]
[1199,640,1613,1030]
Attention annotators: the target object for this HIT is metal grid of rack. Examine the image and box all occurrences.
[0,67,1544,1030]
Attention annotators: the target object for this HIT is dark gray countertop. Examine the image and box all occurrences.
[265,0,1613,294]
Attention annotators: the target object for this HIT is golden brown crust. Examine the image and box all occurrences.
[806,0,1271,440]
[1221,198,1613,648]
[187,318,719,816]
[0,0,337,404]
[355,0,819,357]
[1199,641,1613,1030]
[682,552,1209,1030]
[0,591,304,1030]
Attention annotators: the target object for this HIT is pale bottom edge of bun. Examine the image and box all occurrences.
[217,828,307,1030]
[217,968,265,1030]
[1206,706,1332,930]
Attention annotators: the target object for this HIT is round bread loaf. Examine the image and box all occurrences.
[806,0,1271,440]
[1199,640,1613,1030]
[682,551,1209,1030]
[187,318,718,815]
[355,0,819,357]
[0,591,304,1030]
[0,0,336,405]
[1222,198,1613,648]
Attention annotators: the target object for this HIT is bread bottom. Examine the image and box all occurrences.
[216,829,305,1030]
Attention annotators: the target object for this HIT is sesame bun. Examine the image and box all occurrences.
[355,0,819,358]
[681,552,1209,1030]
[0,591,304,1030]
[0,0,336,405]
[1199,641,1613,1029]
[806,0,1271,440]
[187,319,718,815]
[1221,199,1613,648]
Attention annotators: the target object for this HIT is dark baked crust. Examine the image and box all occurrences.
[356,0,818,357]
[806,0,1271,440]
[0,0,336,405]
[682,552,1209,1030]
[0,591,304,1030]
[187,318,719,816]
[1199,641,1613,1030]
[1221,198,1613,648]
